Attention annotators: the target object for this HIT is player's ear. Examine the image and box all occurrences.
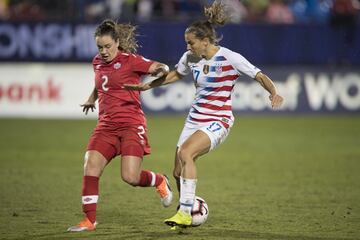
[203,37,210,47]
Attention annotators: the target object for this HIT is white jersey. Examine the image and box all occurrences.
[176,46,260,128]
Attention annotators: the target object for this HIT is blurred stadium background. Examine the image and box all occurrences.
[1,1,360,239]
[1,0,360,116]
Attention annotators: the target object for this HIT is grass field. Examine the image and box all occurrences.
[0,115,359,240]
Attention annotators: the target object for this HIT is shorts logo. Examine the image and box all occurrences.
[203,65,209,74]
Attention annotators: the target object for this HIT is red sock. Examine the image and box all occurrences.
[139,170,163,187]
[82,176,99,223]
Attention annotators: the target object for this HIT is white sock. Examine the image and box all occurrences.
[179,176,197,214]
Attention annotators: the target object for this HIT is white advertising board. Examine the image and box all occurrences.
[1,64,359,118]
[0,63,95,118]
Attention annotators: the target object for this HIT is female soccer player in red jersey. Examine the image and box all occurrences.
[67,19,172,232]
[124,0,284,228]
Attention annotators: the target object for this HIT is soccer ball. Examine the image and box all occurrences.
[191,196,209,226]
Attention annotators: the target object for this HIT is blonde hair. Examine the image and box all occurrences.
[185,0,229,44]
[204,0,228,26]
[94,19,139,53]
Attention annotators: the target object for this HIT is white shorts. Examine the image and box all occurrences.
[177,121,230,151]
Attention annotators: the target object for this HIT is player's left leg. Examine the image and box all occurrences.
[120,155,173,207]
[165,121,230,227]
[165,130,210,227]
[119,126,173,207]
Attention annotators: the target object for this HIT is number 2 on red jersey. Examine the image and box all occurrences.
[101,75,109,91]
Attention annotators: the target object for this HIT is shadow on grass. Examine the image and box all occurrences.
[13,228,357,240]
[146,228,356,240]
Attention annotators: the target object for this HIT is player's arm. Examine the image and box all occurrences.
[254,72,284,109]
[124,70,184,91]
[80,87,98,115]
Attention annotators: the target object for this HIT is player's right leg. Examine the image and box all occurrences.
[173,147,182,193]
[68,148,110,232]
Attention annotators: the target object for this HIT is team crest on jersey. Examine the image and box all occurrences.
[114,62,121,69]
[203,65,209,74]
[215,63,222,75]
[96,64,101,70]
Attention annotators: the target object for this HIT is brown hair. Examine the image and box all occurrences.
[94,19,138,53]
[185,0,228,44]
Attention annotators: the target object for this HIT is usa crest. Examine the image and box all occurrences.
[203,65,209,74]
[215,63,222,75]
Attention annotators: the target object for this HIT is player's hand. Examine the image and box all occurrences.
[123,83,150,91]
[80,102,96,115]
[269,94,284,109]
[151,65,169,78]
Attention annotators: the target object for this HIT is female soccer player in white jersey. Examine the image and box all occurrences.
[124,0,284,228]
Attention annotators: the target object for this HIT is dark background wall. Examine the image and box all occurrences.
[1,22,359,66]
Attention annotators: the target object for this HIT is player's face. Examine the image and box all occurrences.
[95,35,119,63]
[185,33,208,57]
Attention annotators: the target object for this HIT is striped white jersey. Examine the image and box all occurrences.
[176,46,261,128]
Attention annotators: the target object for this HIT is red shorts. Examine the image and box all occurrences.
[87,124,151,161]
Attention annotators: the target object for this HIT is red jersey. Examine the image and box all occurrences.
[92,52,154,127]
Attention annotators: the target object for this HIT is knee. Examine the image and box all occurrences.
[84,153,104,177]
[84,157,95,171]
[173,168,181,180]
[178,147,193,165]
[121,173,139,187]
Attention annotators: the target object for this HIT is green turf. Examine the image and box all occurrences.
[0,115,359,240]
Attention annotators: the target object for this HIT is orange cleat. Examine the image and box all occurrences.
[67,218,97,232]
[156,175,173,207]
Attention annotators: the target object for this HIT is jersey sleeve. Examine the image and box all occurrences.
[176,51,191,75]
[130,54,155,74]
[225,49,261,79]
